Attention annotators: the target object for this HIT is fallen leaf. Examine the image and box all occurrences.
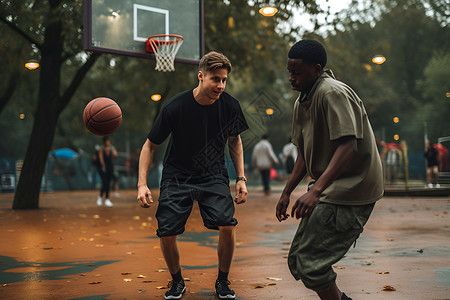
[266,277,282,281]
[386,238,395,242]
[95,244,104,247]
[137,275,146,278]
[374,250,380,253]
[265,283,276,286]
[281,248,290,251]
[334,266,346,269]
[80,274,87,276]
[153,246,160,249]
[417,249,424,253]
[133,216,141,220]
[147,217,153,221]
[89,282,101,284]
[2,284,9,287]
[142,280,155,283]
[383,285,396,291]
[93,215,100,219]
[253,285,265,289]
[183,278,191,281]
[138,290,146,293]
[78,214,87,218]
[157,269,166,272]
[156,286,168,289]
[121,272,131,275]
[376,271,390,274]
[79,237,87,241]
[123,278,132,282]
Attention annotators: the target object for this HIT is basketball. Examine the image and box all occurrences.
[83,97,122,136]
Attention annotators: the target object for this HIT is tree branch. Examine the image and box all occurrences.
[57,52,101,113]
[0,15,43,50]
[0,72,20,114]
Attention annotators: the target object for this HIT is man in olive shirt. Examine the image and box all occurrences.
[276,40,383,300]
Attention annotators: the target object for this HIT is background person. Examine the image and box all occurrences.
[97,136,117,207]
[280,138,298,175]
[251,134,280,195]
[424,139,440,188]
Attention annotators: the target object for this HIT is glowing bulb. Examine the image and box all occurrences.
[372,55,386,65]
[151,94,161,102]
[266,108,274,115]
[25,61,39,70]
[259,7,278,16]
[394,134,400,141]
[19,113,25,119]
[393,117,399,123]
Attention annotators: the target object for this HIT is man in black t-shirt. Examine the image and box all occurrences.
[137,52,248,300]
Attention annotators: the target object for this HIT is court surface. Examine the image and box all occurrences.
[0,185,449,299]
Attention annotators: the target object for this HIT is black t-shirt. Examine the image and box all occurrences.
[148,89,249,183]
[425,147,439,167]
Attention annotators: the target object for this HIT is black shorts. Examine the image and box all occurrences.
[155,179,237,237]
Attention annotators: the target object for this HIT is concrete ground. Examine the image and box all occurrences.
[0,185,449,299]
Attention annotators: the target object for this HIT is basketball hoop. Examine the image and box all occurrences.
[146,34,184,72]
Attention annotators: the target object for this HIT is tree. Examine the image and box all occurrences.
[1,0,100,209]
[318,0,449,149]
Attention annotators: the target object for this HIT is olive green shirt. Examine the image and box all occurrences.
[292,70,383,205]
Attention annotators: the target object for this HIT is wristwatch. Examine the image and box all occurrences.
[235,176,247,183]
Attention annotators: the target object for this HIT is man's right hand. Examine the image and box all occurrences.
[276,193,290,222]
[137,185,153,208]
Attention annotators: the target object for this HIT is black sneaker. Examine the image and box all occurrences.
[164,279,185,299]
[215,279,236,299]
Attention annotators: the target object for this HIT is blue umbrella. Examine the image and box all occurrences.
[51,148,79,159]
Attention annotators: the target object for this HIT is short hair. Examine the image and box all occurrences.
[288,40,327,69]
[262,134,269,140]
[199,51,232,74]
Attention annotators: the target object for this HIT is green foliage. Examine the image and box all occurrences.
[320,0,449,150]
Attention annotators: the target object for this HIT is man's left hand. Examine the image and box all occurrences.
[291,189,320,219]
[235,181,248,204]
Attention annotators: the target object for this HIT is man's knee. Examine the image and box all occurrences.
[219,225,235,232]
[160,235,177,246]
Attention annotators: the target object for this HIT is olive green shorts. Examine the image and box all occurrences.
[288,202,375,292]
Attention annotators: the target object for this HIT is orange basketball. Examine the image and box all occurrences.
[83,97,122,136]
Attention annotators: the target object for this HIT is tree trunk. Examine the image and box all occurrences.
[12,10,63,209]
[12,1,101,209]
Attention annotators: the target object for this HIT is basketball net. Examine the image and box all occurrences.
[146,34,184,72]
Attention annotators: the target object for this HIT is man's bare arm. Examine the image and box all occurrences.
[137,139,158,208]
[228,135,247,204]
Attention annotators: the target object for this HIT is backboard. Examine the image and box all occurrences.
[83,0,204,64]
